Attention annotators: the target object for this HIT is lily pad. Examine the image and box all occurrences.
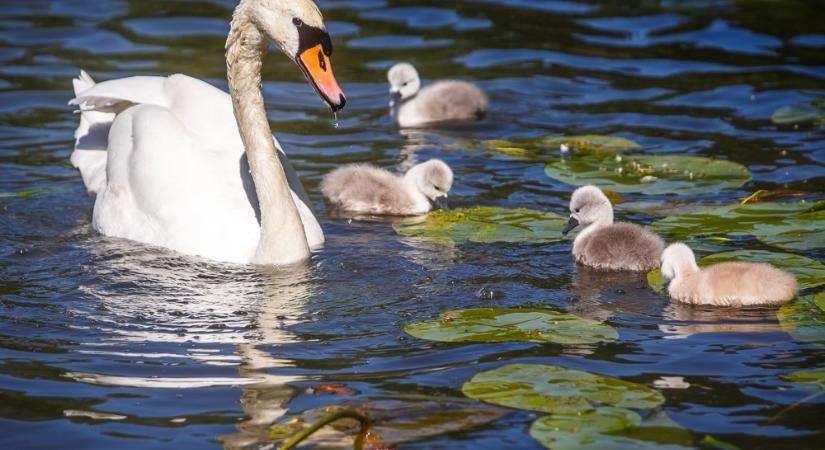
[268,398,509,449]
[462,364,665,414]
[778,292,825,345]
[651,200,825,251]
[771,98,825,126]
[530,406,640,450]
[545,155,751,195]
[648,250,825,293]
[393,207,567,244]
[530,408,693,450]
[485,135,640,160]
[782,367,825,389]
[404,308,618,344]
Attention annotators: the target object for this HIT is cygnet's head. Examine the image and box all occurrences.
[562,185,614,235]
[404,159,453,208]
[388,62,421,102]
[661,243,700,280]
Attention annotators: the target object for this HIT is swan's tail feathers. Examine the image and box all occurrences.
[69,75,168,114]
[73,70,96,96]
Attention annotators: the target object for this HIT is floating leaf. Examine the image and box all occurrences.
[530,408,693,450]
[545,155,751,195]
[782,367,825,389]
[778,292,825,345]
[530,407,640,450]
[702,435,742,450]
[771,98,825,125]
[393,207,567,244]
[269,398,509,448]
[485,135,640,160]
[651,200,825,251]
[462,364,664,414]
[404,308,618,344]
[648,250,825,293]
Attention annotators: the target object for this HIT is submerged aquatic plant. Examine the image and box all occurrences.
[404,308,618,344]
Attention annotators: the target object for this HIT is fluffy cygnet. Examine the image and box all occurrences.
[661,243,798,307]
[321,159,453,216]
[388,62,488,127]
[562,185,664,271]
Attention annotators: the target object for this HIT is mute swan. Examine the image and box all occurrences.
[562,185,664,271]
[661,243,798,306]
[320,159,452,215]
[69,0,346,265]
[387,62,488,127]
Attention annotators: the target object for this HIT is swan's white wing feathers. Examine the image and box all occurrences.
[71,70,324,260]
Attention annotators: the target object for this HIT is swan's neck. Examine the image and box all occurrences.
[226,16,310,265]
[573,208,613,247]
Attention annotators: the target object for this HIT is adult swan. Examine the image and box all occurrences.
[69,0,345,265]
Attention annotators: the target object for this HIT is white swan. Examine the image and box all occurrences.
[70,0,345,265]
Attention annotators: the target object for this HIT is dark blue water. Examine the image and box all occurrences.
[1,0,824,448]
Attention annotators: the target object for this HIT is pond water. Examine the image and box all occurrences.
[1,0,824,448]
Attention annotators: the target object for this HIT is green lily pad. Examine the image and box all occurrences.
[778,292,825,345]
[530,408,693,450]
[530,407,640,450]
[648,250,824,293]
[404,308,618,345]
[268,398,509,448]
[393,207,567,244]
[545,155,751,195]
[771,98,825,126]
[702,435,742,450]
[486,135,640,160]
[462,364,664,415]
[782,367,825,389]
[651,200,825,251]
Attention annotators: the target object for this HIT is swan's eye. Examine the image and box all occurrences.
[293,18,303,27]
[574,208,580,213]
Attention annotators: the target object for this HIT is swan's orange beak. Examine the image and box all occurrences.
[298,44,346,112]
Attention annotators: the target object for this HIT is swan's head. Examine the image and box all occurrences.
[562,185,614,235]
[240,0,345,111]
[661,243,699,280]
[388,63,421,103]
[405,159,453,208]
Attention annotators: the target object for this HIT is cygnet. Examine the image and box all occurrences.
[388,62,488,127]
[562,185,664,271]
[321,159,453,216]
[661,243,798,307]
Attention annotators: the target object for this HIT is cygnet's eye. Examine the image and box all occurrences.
[574,208,581,213]
[292,18,303,27]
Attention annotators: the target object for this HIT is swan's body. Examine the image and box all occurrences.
[320,159,452,216]
[70,0,345,265]
[562,185,664,271]
[388,63,488,128]
[661,243,798,307]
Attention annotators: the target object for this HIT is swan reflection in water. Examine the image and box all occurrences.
[63,237,314,448]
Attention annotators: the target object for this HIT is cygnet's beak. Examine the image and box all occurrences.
[390,90,402,102]
[432,195,449,211]
[298,44,346,112]
[561,216,579,235]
